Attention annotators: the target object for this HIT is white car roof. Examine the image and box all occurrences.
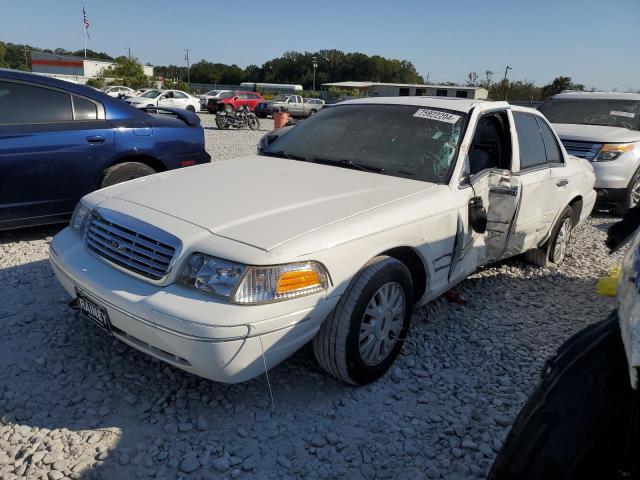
[339,96,510,114]
[552,91,640,101]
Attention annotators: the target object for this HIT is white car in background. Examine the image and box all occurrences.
[101,85,135,98]
[49,97,596,385]
[198,89,231,110]
[124,89,200,112]
[539,92,640,214]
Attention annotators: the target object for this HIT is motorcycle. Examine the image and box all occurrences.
[215,104,260,131]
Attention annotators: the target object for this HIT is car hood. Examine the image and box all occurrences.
[100,155,435,251]
[552,123,640,143]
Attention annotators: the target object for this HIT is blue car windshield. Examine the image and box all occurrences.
[264,104,466,184]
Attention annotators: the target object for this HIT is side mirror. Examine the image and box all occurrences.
[233,96,239,101]
[469,196,487,234]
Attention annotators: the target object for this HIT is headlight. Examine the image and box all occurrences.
[594,143,635,161]
[234,261,329,304]
[179,254,329,304]
[70,201,90,232]
[179,254,246,299]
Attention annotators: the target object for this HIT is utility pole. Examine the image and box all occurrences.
[312,56,318,92]
[23,46,28,70]
[184,49,191,86]
[128,47,131,60]
[502,65,512,100]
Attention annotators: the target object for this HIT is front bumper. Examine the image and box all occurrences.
[48,227,338,383]
[591,152,640,190]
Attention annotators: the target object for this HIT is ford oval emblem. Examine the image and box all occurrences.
[107,237,124,251]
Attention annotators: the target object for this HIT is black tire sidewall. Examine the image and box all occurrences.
[548,206,573,264]
[626,170,640,210]
[344,263,414,384]
[101,163,155,188]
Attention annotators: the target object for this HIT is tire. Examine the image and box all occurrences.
[186,105,196,113]
[614,169,640,216]
[312,256,414,385]
[101,162,156,188]
[309,109,317,116]
[488,313,635,480]
[248,116,260,131]
[524,206,574,267]
[215,115,229,130]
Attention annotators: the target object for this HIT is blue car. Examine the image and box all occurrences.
[0,69,211,230]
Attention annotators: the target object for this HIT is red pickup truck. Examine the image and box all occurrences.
[207,91,264,113]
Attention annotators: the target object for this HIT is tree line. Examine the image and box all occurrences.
[1,40,598,99]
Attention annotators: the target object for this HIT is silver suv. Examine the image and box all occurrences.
[539,92,640,214]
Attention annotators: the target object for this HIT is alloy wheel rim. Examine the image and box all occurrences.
[553,218,572,263]
[630,178,640,208]
[359,282,405,366]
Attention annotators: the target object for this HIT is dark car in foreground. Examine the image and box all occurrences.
[0,69,210,230]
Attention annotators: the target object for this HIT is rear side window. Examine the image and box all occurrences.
[513,112,547,169]
[73,95,98,120]
[173,91,187,99]
[0,81,73,124]
[536,117,563,164]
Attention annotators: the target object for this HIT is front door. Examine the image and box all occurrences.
[448,110,522,280]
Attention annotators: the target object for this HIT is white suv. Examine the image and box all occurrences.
[539,92,640,214]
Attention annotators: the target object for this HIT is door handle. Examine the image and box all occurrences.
[556,178,569,187]
[86,135,105,144]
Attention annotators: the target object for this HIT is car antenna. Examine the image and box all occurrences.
[248,324,276,413]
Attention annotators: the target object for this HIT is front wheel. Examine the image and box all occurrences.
[248,116,260,131]
[524,206,574,267]
[312,256,414,385]
[215,115,229,130]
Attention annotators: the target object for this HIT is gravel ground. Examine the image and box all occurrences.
[0,117,624,479]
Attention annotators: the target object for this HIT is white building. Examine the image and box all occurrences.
[30,51,154,85]
[322,81,488,100]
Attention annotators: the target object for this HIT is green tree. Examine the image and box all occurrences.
[105,56,149,88]
[0,42,6,67]
[541,76,584,99]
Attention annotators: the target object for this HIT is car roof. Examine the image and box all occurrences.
[339,96,508,113]
[551,91,640,101]
[0,68,150,120]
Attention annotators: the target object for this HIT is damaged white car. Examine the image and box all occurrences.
[49,97,597,384]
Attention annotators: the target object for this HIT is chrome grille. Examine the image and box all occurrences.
[85,211,179,281]
[561,140,603,161]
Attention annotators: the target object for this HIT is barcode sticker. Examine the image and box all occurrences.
[414,109,461,124]
[610,110,635,118]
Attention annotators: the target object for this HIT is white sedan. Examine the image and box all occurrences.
[101,85,135,98]
[124,89,200,112]
[49,97,597,385]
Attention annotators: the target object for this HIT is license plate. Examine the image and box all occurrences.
[75,288,112,334]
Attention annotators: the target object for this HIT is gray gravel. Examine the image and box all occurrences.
[0,118,623,479]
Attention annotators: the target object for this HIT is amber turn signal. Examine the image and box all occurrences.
[276,270,322,294]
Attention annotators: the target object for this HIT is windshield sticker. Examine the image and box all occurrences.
[432,131,443,140]
[414,109,461,124]
[610,110,636,118]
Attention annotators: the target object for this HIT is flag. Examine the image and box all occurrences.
[83,5,91,40]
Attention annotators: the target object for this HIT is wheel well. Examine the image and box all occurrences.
[569,196,583,224]
[380,247,427,301]
[107,155,167,175]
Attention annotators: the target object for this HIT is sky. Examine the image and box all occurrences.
[2,0,639,91]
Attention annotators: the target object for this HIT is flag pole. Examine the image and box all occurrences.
[82,2,87,58]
